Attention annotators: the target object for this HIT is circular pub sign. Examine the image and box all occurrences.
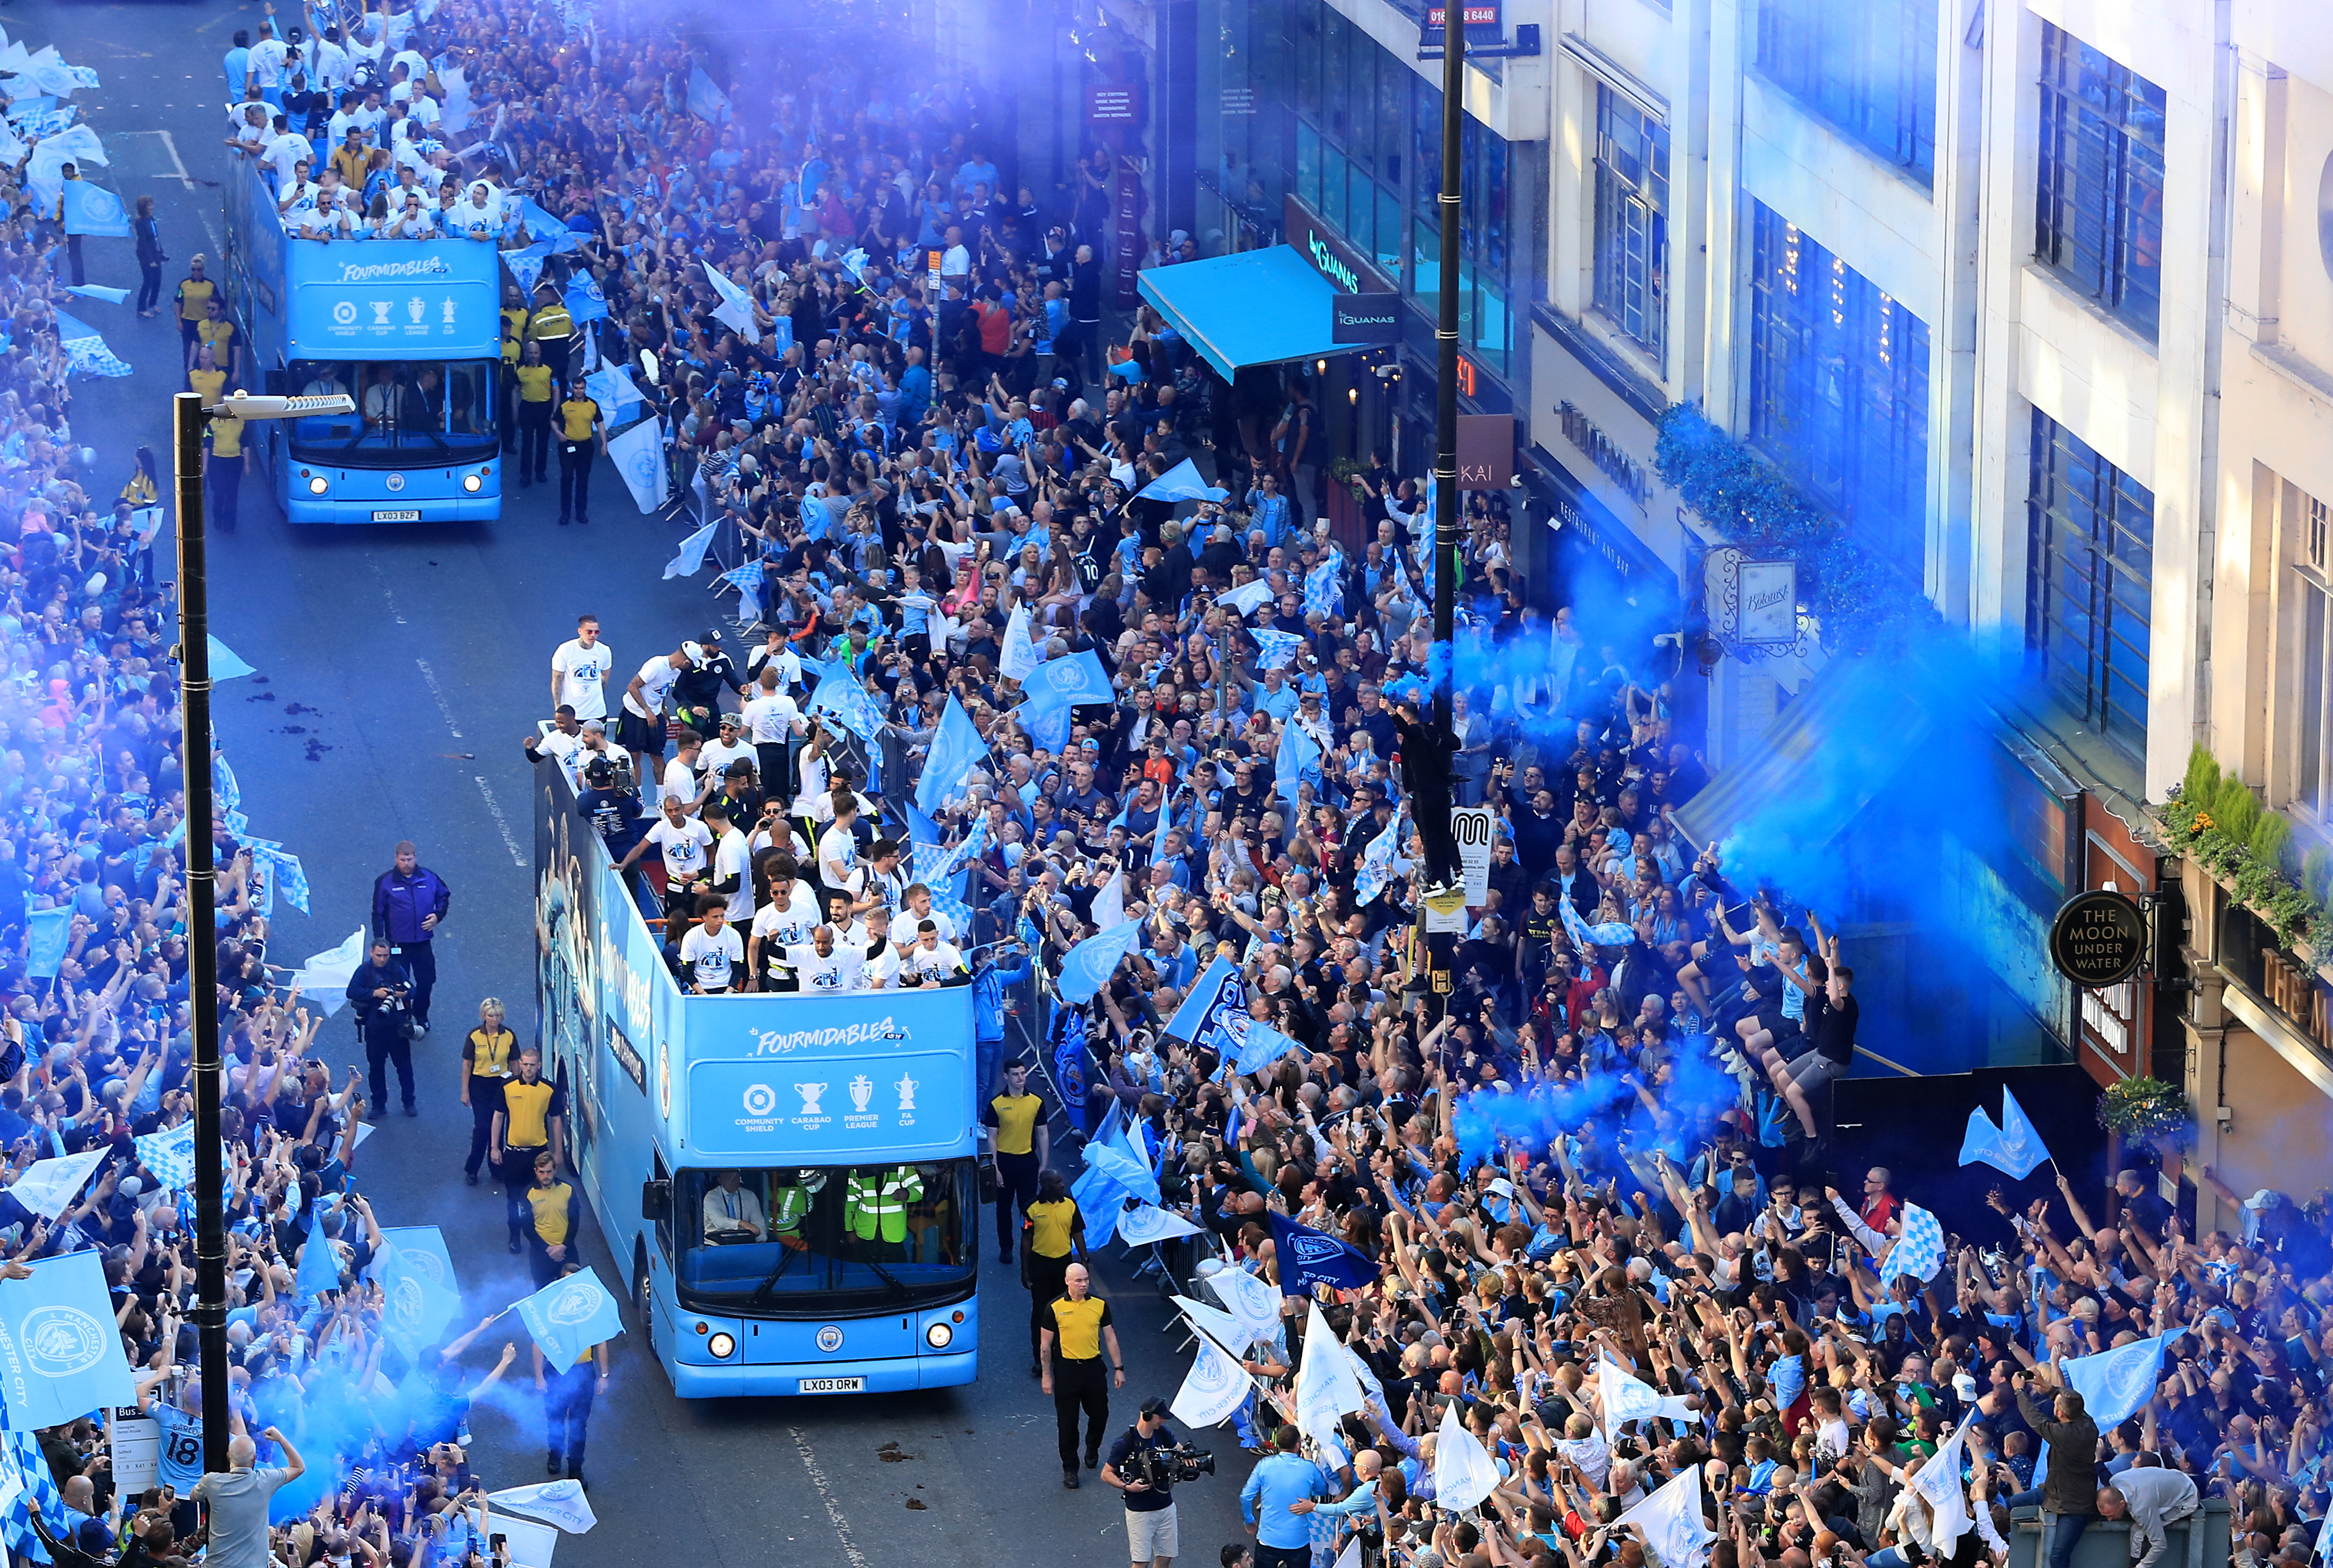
[2047,889,2148,988]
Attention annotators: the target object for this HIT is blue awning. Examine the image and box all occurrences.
[1137,245,1363,381]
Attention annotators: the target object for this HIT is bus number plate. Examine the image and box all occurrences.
[370,508,421,522]
[798,1376,863,1394]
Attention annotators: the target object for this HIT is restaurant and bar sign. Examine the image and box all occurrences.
[2047,889,2148,988]
[1331,292,1402,343]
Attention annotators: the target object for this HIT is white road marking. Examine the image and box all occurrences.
[472,775,525,868]
[365,555,409,624]
[787,1427,872,1568]
[158,131,191,189]
[414,658,463,738]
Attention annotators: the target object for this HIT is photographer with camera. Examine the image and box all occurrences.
[1102,1397,1210,1568]
[345,938,417,1118]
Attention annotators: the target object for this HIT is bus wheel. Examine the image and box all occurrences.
[634,1247,655,1358]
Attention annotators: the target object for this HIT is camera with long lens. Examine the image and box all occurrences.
[1135,1442,1215,1488]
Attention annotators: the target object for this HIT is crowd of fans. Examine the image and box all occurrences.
[1,1,2326,1566]
[428,10,2333,1568]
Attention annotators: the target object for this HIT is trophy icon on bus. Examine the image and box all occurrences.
[848,1075,874,1113]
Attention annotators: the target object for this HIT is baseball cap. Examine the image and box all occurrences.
[681,640,710,669]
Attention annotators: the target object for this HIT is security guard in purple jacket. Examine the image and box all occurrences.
[372,841,451,1034]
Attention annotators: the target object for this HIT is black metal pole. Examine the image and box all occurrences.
[1432,17,1462,727]
[171,389,230,1475]
[1408,15,1465,1025]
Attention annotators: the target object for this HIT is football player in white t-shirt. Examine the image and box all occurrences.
[748,878,821,991]
[678,901,743,993]
[618,795,713,901]
[551,616,613,722]
[784,927,865,994]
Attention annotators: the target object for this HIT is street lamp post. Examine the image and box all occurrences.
[170,387,353,1472]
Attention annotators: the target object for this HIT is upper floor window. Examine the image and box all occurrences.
[2026,407,2155,759]
[1591,85,1669,367]
[2035,23,2167,341]
[1755,0,1938,185]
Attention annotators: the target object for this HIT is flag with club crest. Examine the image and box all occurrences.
[1431,1399,1501,1513]
[0,1250,136,1430]
[55,309,129,377]
[2061,1332,2171,1429]
[1884,1202,1945,1284]
[609,414,666,514]
[1908,1414,1976,1557]
[1959,1085,2051,1180]
[1056,918,1146,1005]
[1164,954,1247,1057]
[7,1149,105,1220]
[662,515,719,580]
[501,247,546,299]
[918,814,990,892]
[1611,1465,1716,1568]
[488,1479,597,1534]
[563,268,608,325]
[512,1268,625,1370]
[582,363,643,425]
[1233,1017,1302,1076]
[1252,627,1304,671]
[247,840,311,916]
[1169,1325,1249,1428]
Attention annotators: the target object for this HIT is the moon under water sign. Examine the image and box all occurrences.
[21,1305,108,1376]
[2047,889,2148,988]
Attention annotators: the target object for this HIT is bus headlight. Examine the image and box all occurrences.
[464,473,483,492]
[307,476,328,495]
[924,1322,953,1349]
[707,1332,736,1358]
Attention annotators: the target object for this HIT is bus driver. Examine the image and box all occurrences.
[703,1169,767,1243]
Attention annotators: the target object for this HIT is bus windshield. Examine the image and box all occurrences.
[674,1161,976,1316]
[284,359,498,465]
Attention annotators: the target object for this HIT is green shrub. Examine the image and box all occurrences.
[2181,743,2221,803]
[2213,777,2261,844]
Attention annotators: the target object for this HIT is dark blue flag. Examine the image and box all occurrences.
[1267,1209,1378,1296]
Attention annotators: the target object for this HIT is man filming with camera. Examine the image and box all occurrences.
[1102,1396,1210,1568]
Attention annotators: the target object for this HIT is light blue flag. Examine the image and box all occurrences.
[213,752,242,813]
[377,1226,461,1355]
[1,1425,67,1557]
[714,558,764,600]
[1089,1126,1162,1205]
[1355,817,1405,906]
[63,284,130,306]
[296,1217,344,1297]
[515,198,585,252]
[1056,918,1147,1005]
[132,1122,197,1194]
[1132,458,1228,505]
[686,66,730,123]
[501,247,546,299]
[208,634,256,679]
[512,1268,625,1369]
[1019,695,1070,754]
[1253,628,1304,671]
[2060,1333,2169,1429]
[59,180,129,238]
[1154,785,1176,861]
[807,669,884,742]
[662,516,719,580]
[1234,1017,1303,1075]
[563,270,608,325]
[0,1250,136,1430]
[1275,719,1321,821]
[1166,955,1247,1054]
[1072,1160,1131,1247]
[25,907,69,980]
[1883,1202,1945,1284]
[248,840,311,916]
[915,697,983,814]
[55,308,129,378]
[1023,649,1116,707]
[1304,548,1343,619]
[1959,1086,2050,1180]
[920,816,991,891]
[1218,578,1275,616]
[582,363,643,425]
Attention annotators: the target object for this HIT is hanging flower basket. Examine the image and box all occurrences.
[2096,1076,2195,1150]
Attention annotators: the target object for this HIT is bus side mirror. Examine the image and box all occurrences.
[641,1180,671,1222]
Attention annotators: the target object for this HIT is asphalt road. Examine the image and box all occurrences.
[35,2,1257,1558]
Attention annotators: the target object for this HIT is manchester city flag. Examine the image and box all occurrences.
[1265,1210,1377,1296]
[512,1269,625,1370]
[1164,955,1247,1058]
[377,1227,462,1355]
[0,1251,135,1429]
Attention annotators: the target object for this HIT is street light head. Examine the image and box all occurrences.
[211,391,355,420]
